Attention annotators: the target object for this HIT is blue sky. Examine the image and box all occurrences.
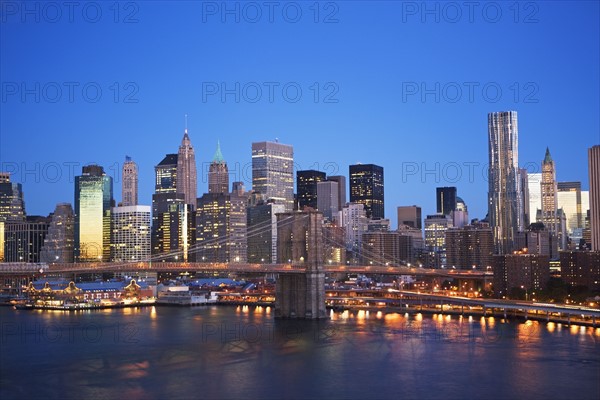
[1,1,599,225]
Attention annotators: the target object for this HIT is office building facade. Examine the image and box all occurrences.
[252,141,294,211]
[349,164,384,219]
[74,165,113,262]
[317,180,339,222]
[436,187,457,216]
[40,203,74,263]
[296,170,326,210]
[110,205,151,262]
[397,205,422,230]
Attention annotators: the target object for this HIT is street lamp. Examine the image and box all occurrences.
[521,285,528,301]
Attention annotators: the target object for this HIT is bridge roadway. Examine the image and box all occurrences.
[0,262,491,279]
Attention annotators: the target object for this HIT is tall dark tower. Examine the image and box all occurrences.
[296,170,326,210]
[208,141,229,194]
[152,154,190,261]
[349,164,384,219]
[436,187,457,216]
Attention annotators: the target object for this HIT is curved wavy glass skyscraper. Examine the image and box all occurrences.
[488,111,524,254]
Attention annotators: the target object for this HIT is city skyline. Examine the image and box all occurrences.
[1,2,598,222]
[0,126,595,227]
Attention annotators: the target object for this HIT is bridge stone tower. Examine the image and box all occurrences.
[275,210,327,319]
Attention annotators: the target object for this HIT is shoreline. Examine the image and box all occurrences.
[7,299,599,328]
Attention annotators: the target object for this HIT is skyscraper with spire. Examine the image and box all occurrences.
[176,125,197,210]
[488,111,524,255]
[197,143,247,262]
[121,156,138,206]
[541,147,558,235]
[208,141,229,194]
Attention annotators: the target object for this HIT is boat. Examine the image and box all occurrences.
[156,286,218,306]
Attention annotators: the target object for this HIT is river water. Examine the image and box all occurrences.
[1,305,598,399]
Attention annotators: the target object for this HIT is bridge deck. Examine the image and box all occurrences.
[0,262,492,278]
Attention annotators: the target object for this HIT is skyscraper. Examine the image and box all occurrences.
[296,170,326,210]
[4,216,50,263]
[519,168,530,227]
[340,202,368,261]
[121,156,138,207]
[557,182,583,235]
[397,205,422,230]
[40,203,74,263]
[424,213,452,268]
[349,164,384,219]
[252,141,294,211]
[488,111,524,254]
[451,197,469,229]
[0,172,26,262]
[436,187,457,216]
[247,201,285,264]
[540,147,559,236]
[74,165,113,262]
[316,180,339,222]
[445,224,493,269]
[589,145,600,251]
[196,192,247,263]
[327,175,347,210]
[0,172,25,222]
[177,127,198,209]
[208,141,229,194]
[110,205,151,262]
[155,154,178,195]
[152,154,189,261]
[527,172,542,224]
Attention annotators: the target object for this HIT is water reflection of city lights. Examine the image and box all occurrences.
[570,325,579,335]
[547,322,555,333]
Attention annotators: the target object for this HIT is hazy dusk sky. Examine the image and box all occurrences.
[1,1,599,224]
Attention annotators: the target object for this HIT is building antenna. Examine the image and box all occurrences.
[185,114,188,133]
